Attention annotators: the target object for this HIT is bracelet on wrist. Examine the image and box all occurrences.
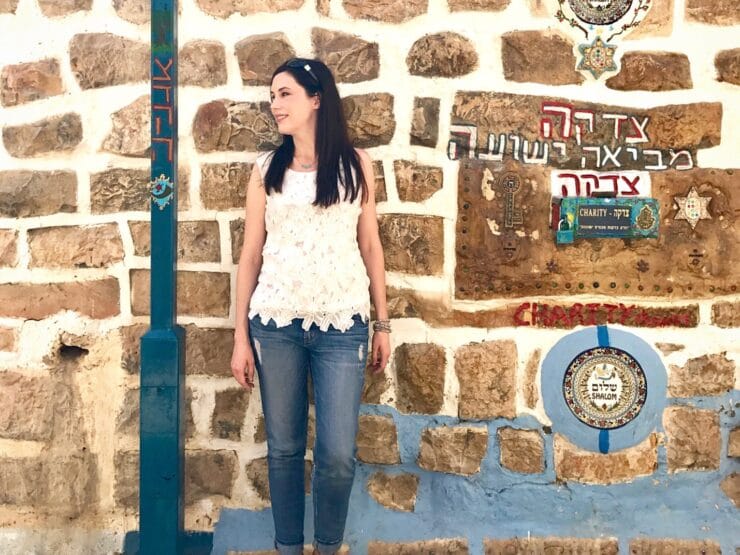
[372,319,391,333]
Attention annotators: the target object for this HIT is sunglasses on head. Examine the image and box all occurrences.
[285,58,320,85]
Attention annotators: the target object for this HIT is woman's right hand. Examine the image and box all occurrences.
[231,337,256,390]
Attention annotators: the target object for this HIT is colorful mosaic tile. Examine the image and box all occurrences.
[150,173,174,210]
[552,0,653,79]
[577,37,617,79]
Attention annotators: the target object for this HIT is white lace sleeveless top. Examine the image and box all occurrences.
[248,151,371,332]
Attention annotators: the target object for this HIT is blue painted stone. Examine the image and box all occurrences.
[211,398,739,554]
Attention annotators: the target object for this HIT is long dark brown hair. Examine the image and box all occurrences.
[263,58,368,207]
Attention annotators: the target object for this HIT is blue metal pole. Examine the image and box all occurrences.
[139,0,185,552]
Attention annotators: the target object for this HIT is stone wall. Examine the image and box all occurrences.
[0,0,738,553]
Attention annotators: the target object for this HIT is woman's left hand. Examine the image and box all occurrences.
[371,331,391,374]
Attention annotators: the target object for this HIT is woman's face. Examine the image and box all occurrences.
[269,71,319,136]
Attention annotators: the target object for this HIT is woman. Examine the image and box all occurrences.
[230,57,391,555]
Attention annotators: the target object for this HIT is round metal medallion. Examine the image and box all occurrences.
[567,0,633,25]
[563,346,647,429]
[499,172,520,193]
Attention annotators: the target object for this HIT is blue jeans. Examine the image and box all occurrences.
[248,313,369,555]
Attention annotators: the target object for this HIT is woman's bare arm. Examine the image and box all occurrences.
[234,163,267,343]
[356,149,391,373]
[355,149,388,321]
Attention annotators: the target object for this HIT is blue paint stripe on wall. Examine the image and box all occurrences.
[599,428,610,453]
[597,325,609,347]
[597,325,610,452]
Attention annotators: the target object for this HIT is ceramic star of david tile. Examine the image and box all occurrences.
[674,186,712,229]
[577,37,618,79]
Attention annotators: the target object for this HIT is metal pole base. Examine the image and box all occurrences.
[139,326,186,555]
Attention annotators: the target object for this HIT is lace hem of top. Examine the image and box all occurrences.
[248,305,371,332]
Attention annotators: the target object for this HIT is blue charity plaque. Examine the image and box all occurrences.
[552,197,659,244]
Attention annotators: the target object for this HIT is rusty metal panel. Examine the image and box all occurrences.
[455,159,738,299]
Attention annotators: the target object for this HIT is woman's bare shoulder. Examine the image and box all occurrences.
[256,149,276,165]
[254,150,276,178]
[353,147,372,163]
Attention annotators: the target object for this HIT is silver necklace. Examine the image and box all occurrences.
[296,157,316,169]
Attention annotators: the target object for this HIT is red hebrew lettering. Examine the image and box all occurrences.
[600,175,619,194]
[581,174,598,196]
[626,116,649,144]
[559,173,581,196]
[540,102,574,139]
[573,110,595,132]
[448,124,477,160]
[621,175,640,195]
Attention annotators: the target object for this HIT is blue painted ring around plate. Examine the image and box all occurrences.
[541,326,666,453]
